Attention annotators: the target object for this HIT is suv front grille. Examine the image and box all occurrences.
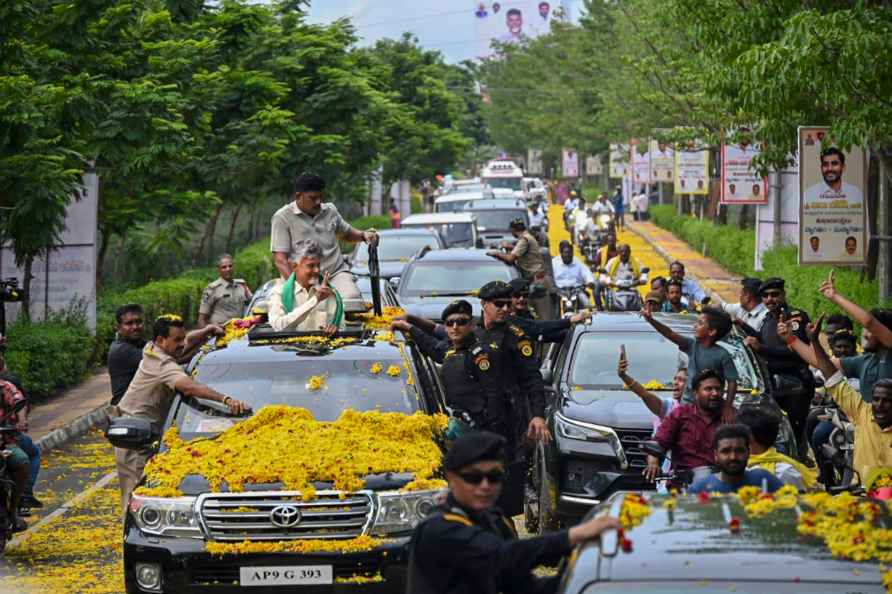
[198,491,373,541]
[617,428,652,470]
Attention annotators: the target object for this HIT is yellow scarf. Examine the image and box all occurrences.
[749,447,818,489]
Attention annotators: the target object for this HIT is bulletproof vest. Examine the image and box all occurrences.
[441,346,486,415]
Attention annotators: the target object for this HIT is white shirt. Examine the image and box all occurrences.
[591,201,615,215]
[529,206,545,227]
[722,301,769,332]
[552,256,595,288]
[573,209,589,233]
[564,198,579,212]
[803,180,863,204]
[267,278,339,332]
[632,193,649,213]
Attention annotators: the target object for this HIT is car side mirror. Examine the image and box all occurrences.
[106,417,159,450]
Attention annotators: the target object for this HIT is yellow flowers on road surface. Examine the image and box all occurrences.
[136,406,448,498]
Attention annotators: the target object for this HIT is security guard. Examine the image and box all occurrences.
[407,431,621,594]
[508,278,589,346]
[197,254,252,327]
[487,219,553,320]
[399,301,506,440]
[742,277,814,458]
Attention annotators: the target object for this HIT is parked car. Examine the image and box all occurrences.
[555,492,886,594]
[434,190,493,213]
[394,248,519,320]
[529,312,796,532]
[463,198,530,249]
[122,321,446,593]
[348,228,444,280]
[400,213,480,249]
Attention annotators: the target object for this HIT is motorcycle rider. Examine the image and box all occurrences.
[594,231,619,271]
[572,200,589,246]
[0,380,30,532]
[507,278,590,346]
[552,241,596,310]
[668,260,707,305]
[600,244,643,310]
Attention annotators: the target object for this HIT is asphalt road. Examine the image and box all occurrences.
[0,430,124,594]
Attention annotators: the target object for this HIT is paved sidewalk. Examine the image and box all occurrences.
[627,220,740,305]
[28,370,112,452]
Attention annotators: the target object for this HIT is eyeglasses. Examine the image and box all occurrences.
[444,317,471,328]
[762,290,782,298]
[490,300,513,309]
[457,469,506,485]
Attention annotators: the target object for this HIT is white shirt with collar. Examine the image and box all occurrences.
[267,278,339,332]
[722,301,769,331]
[552,256,595,288]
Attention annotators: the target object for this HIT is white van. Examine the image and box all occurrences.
[481,160,524,200]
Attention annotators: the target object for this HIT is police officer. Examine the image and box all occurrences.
[742,277,813,459]
[508,278,589,346]
[407,431,621,594]
[395,301,506,440]
[197,254,252,328]
[487,219,552,320]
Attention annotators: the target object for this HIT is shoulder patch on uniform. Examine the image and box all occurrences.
[234,278,247,284]
[475,354,491,371]
[508,324,526,337]
[442,513,474,527]
[518,339,534,358]
[471,345,482,356]
[489,341,499,350]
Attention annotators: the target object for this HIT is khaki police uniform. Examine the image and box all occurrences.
[113,343,189,514]
[511,231,552,320]
[199,277,251,325]
[270,202,362,300]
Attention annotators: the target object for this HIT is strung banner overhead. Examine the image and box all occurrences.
[674,146,710,195]
[609,143,629,179]
[649,140,674,183]
[630,140,651,187]
[562,148,579,178]
[798,126,867,266]
[585,155,603,176]
[721,140,767,204]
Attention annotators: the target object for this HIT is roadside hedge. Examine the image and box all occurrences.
[649,204,892,317]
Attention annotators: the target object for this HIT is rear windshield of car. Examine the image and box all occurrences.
[403,222,474,247]
[570,332,684,388]
[435,200,470,213]
[468,209,527,232]
[486,177,522,190]
[352,235,438,264]
[174,356,417,438]
[401,261,512,296]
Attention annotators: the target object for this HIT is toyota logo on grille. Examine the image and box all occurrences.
[269,505,302,528]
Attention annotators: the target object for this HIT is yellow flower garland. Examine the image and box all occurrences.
[135,406,448,498]
[206,535,385,556]
[620,493,652,529]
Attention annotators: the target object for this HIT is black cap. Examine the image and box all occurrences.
[759,277,785,295]
[444,431,506,471]
[479,281,513,301]
[442,299,473,320]
[509,217,526,231]
[294,172,326,193]
[741,277,762,296]
[508,278,529,296]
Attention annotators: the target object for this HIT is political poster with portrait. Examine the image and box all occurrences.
[585,155,603,176]
[720,141,767,205]
[562,148,579,178]
[798,126,867,266]
[609,143,629,179]
[649,140,674,183]
[472,1,568,58]
[630,141,651,187]
[527,149,543,175]
[674,147,709,195]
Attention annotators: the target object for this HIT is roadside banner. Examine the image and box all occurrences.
[630,140,651,187]
[649,140,674,183]
[798,126,867,266]
[609,143,629,179]
[562,148,579,178]
[674,146,710,195]
[585,155,603,176]
[527,149,543,175]
[721,141,767,204]
[473,0,565,58]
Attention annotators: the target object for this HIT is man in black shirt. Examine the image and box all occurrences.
[107,304,146,405]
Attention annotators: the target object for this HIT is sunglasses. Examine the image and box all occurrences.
[514,292,529,299]
[457,469,506,485]
[762,290,782,298]
[445,317,471,328]
[490,300,513,309]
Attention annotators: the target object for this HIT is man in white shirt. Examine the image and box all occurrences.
[529,200,546,228]
[267,241,342,334]
[573,199,590,245]
[552,240,596,308]
[722,277,769,332]
[632,190,649,221]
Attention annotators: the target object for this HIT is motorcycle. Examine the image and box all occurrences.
[578,232,600,266]
[557,285,589,316]
[603,267,650,312]
[0,425,23,552]
[816,403,855,490]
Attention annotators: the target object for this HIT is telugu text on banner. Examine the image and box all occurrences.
[674,147,710,195]
[721,141,767,204]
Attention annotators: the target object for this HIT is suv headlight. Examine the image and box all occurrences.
[555,414,616,443]
[372,490,443,536]
[129,495,201,538]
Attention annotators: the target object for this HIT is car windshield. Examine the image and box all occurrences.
[470,209,527,231]
[448,183,485,194]
[174,356,417,438]
[401,261,512,296]
[403,222,474,247]
[570,332,684,388]
[486,177,522,190]
[352,235,438,264]
[582,583,876,594]
[435,200,471,213]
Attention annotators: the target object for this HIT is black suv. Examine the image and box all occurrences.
[530,312,796,531]
[556,492,886,593]
[122,322,445,593]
